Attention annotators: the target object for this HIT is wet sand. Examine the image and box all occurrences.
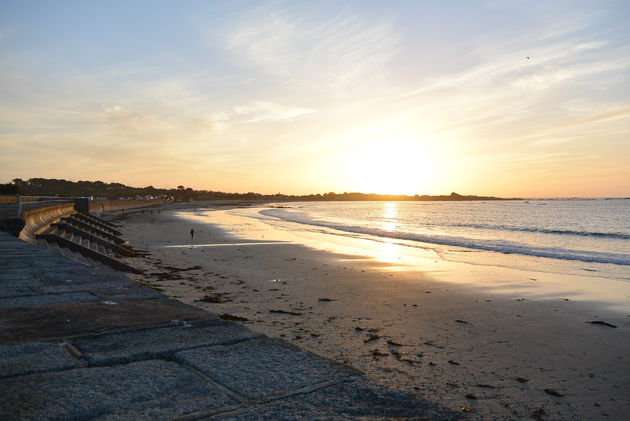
[114,204,629,420]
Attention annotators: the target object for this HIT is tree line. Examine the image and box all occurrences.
[0,178,513,201]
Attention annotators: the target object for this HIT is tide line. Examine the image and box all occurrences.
[162,241,291,248]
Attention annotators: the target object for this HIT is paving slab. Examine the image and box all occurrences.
[90,284,164,301]
[0,342,82,379]
[0,291,98,309]
[0,249,51,257]
[39,270,125,283]
[0,360,239,421]
[71,318,262,366]
[175,337,360,400]
[38,280,131,294]
[0,272,43,282]
[0,287,36,298]
[197,379,459,421]
[0,282,46,298]
[30,256,88,269]
[0,298,209,345]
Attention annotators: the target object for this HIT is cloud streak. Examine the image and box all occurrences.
[224,6,401,93]
[215,101,315,124]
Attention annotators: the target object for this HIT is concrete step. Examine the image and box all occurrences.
[63,217,118,237]
[71,213,121,235]
[60,215,123,243]
[60,246,82,263]
[35,234,141,274]
[44,226,59,236]
[82,255,105,270]
[46,241,63,255]
[80,212,119,228]
[47,223,135,258]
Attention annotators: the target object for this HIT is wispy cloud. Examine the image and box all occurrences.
[400,33,625,99]
[562,106,630,127]
[391,17,630,143]
[223,7,401,93]
[215,101,314,124]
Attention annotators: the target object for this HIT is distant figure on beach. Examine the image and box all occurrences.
[190,228,195,240]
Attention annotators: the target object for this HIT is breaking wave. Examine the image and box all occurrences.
[260,209,630,266]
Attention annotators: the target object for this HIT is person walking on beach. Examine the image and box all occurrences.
[190,228,195,240]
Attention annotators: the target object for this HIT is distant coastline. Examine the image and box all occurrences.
[2,178,519,202]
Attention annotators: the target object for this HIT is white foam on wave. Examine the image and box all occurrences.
[260,208,630,266]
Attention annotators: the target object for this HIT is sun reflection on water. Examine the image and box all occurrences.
[377,203,405,269]
[381,202,398,232]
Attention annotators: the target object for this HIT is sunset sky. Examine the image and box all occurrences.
[1,1,629,197]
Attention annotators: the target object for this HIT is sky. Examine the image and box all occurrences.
[1,0,629,197]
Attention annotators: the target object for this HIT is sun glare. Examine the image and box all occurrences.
[381,202,398,231]
[376,203,405,269]
[345,138,439,195]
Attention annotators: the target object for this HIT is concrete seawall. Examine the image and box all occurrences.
[18,203,76,244]
[88,199,167,214]
[0,198,168,241]
[0,198,171,273]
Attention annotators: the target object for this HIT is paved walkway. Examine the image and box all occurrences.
[0,232,458,420]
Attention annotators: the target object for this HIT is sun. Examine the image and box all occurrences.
[344,138,439,195]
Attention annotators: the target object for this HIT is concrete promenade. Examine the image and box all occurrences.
[0,232,457,420]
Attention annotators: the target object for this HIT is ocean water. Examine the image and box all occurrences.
[247,199,630,280]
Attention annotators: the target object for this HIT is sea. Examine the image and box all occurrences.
[261,199,629,263]
[224,199,630,279]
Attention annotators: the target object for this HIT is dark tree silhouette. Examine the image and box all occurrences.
[1,177,515,202]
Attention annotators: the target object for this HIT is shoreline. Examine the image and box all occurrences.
[115,203,629,420]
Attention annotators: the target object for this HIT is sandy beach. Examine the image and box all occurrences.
[113,203,629,421]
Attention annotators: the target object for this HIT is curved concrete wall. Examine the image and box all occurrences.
[88,199,167,214]
[18,203,76,244]
[12,199,166,242]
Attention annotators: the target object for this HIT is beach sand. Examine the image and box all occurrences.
[113,204,629,420]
